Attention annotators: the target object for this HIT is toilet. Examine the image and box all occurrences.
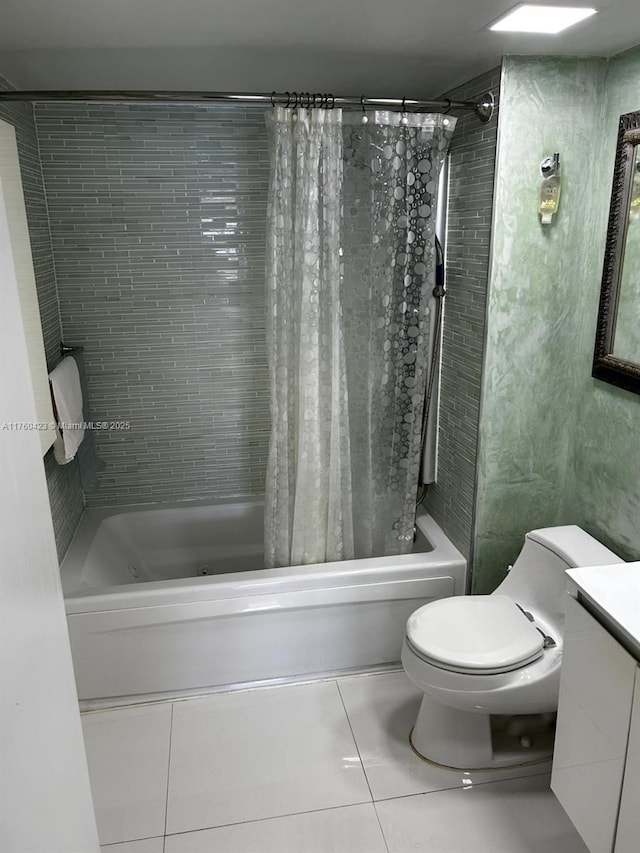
[401,525,622,770]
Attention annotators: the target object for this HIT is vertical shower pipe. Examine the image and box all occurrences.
[420,153,449,485]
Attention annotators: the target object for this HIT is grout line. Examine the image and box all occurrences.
[163,800,375,839]
[335,681,391,852]
[371,801,392,853]
[335,681,374,802]
[162,702,175,850]
[370,763,553,805]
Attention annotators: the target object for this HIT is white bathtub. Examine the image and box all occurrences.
[61,498,466,703]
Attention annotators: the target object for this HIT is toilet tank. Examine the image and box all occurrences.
[494,525,622,627]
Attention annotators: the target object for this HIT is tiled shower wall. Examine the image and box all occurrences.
[0,75,84,559]
[25,86,498,537]
[34,104,271,506]
[423,67,501,564]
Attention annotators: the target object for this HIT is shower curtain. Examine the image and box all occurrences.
[264,106,456,568]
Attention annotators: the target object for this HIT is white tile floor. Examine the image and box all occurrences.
[88,670,589,853]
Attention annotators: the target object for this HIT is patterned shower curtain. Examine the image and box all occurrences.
[264,106,456,568]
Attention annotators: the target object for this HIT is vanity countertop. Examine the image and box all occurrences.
[566,562,640,659]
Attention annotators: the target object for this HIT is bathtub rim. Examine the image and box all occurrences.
[61,501,466,614]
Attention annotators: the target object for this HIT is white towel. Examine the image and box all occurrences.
[49,356,85,464]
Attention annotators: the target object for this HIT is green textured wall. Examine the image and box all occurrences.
[474,49,640,593]
[570,46,640,561]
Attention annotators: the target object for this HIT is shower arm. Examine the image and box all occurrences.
[0,89,495,122]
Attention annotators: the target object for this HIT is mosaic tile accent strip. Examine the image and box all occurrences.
[424,67,501,566]
[0,74,84,560]
[35,103,271,506]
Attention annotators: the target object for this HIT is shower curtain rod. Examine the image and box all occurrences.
[0,89,496,122]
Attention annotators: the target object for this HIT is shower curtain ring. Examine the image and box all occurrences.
[443,98,452,115]
[360,95,369,124]
[306,92,312,109]
[270,91,276,108]
[401,97,409,125]
[285,91,291,108]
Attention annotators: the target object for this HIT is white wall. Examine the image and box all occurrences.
[0,118,55,455]
[0,177,99,853]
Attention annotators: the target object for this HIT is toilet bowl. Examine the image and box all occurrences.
[401,525,622,770]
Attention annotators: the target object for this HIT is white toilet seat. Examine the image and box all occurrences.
[405,595,545,676]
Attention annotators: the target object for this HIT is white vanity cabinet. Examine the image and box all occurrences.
[551,563,640,853]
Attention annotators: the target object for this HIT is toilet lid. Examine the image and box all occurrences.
[406,595,545,674]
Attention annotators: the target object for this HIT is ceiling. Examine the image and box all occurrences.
[0,0,638,97]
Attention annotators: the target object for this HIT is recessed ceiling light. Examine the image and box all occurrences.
[490,4,597,34]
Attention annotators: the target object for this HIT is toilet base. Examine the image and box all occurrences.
[410,693,555,771]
